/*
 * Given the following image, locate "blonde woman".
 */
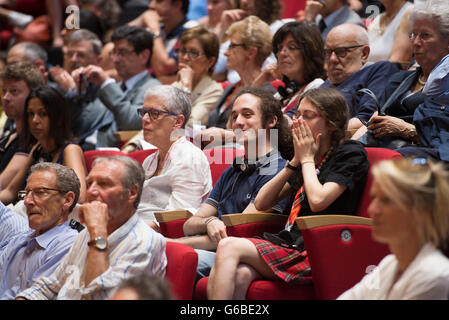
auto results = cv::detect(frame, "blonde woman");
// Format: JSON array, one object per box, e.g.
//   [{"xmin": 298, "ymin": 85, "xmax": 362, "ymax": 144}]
[{"xmin": 339, "ymin": 157, "xmax": 449, "ymax": 300}]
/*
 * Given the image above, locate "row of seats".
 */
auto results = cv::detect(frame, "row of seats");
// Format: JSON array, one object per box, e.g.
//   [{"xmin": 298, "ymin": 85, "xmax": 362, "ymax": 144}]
[{"xmin": 84, "ymin": 146, "xmax": 401, "ymax": 300}]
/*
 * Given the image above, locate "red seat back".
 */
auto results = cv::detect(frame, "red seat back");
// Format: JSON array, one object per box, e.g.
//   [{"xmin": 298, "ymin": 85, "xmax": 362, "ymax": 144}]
[
  {"xmin": 165, "ymin": 242, "xmax": 198, "ymax": 300},
  {"xmin": 203, "ymin": 148, "xmax": 245, "ymax": 187},
  {"xmin": 84, "ymin": 149, "xmax": 157, "ymax": 171}
]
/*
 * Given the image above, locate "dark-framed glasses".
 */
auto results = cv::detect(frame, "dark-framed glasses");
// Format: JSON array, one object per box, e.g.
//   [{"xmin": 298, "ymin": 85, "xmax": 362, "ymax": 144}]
[
  {"xmin": 228, "ymin": 42, "xmax": 247, "ymax": 50},
  {"xmin": 324, "ymin": 45, "xmax": 364, "ymax": 59},
  {"xmin": 137, "ymin": 107, "xmax": 177, "ymax": 121},
  {"xmin": 176, "ymin": 48, "xmax": 203, "ymax": 59},
  {"xmin": 18, "ymin": 187, "xmax": 62, "ymax": 201}
]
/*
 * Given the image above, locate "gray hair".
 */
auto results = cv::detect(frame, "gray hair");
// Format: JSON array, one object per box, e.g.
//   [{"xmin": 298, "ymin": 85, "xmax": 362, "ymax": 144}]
[
  {"xmin": 409, "ymin": 0, "xmax": 449, "ymax": 36},
  {"xmin": 10, "ymin": 42, "xmax": 48, "ymax": 65},
  {"xmin": 68, "ymin": 29, "xmax": 103, "ymax": 55},
  {"xmin": 29, "ymin": 162, "xmax": 81, "ymax": 212},
  {"xmin": 91, "ymin": 156, "xmax": 145, "ymax": 209},
  {"xmin": 143, "ymin": 85, "xmax": 191, "ymax": 128}
]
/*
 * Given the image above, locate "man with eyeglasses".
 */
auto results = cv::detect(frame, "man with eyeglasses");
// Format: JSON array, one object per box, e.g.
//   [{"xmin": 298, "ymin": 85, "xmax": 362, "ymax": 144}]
[
  {"xmin": 72, "ymin": 25, "xmax": 161, "ymax": 134},
  {"xmin": 17, "ymin": 156, "xmax": 167, "ymax": 300},
  {"xmin": 320, "ymin": 23, "xmax": 400, "ymax": 131},
  {"xmin": 48, "ymin": 29, "xmax": 117, "ymax": 150},
  {"xmin": 0, "ymin": 163, "xmax": 80, "ymax": 300},
  {"xmin": 303, "ymin": 0, "xmax": 364, "ymax": 41}
]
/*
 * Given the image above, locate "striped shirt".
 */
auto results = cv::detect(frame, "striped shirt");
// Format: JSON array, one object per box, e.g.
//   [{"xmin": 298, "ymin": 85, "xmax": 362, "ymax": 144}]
[
  {"xmin": 18, "ymin": 213, "xmax": 167, "ymax": 300},
  {"xmin": 0, "ymin": 201, "xmax": 78, "ymax": 300}
]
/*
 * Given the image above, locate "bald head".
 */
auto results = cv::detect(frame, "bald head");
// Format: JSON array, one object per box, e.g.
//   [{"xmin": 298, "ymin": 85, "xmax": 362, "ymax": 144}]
[{"xmin": 324, "ymin": 24, "xmax": 370, "ymax": 85}]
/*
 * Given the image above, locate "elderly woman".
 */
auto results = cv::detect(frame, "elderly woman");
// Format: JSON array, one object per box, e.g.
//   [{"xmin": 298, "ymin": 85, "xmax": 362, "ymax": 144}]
[
  {"xmin": 354, "ymin": 0, "xmax": 449, "ymax": 159},
  {"xmin": 339, "ymin": 157, "xmax": 449, "ymax": 299},
  {"xmin": 207, "ymin": 87, "xmax": 369, "ymax": 299},
  {"xmin": 135, "ymin": 85, "xmax": 213, "ymax": 227},
  {"xmin": 122, "ymin": 26, "xmax": 222, "ymax": 152}
]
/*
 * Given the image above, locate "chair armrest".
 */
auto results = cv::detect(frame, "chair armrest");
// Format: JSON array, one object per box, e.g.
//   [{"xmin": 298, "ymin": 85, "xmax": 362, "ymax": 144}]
[
  {"xmin": 222, "ymin": 212, "xmax": 287, "ymax": 227},
  {"xmin": 154, "ymin": 210, "xmax": 193, "ymax": 223},
  {"xmin": 296, "ymin": 215, "xmax": 372, "ymax": 230}
]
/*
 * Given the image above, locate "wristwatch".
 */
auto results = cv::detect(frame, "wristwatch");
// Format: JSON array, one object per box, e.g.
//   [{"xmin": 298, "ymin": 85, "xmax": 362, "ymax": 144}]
[
  {"xmin": 285, "ymin": 161, "xmax": 300, "ymax": 171},
  {"xmin": 88, "ymin": 237, "xmax": 108, "ymax": 251}
]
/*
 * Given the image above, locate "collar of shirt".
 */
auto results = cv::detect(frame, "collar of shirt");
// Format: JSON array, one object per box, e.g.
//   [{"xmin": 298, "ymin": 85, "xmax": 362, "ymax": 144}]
[
  {"xmin": 120, "ymin": 70, "xmax": 149, "ymax": 93},
  {"xmin": 33, "ymin": 221, "xmax": 72, "ymax": 249},
  {"xmin": 106, "ymin": 212, "xmax": 140, "ymax": 246},
  {"xmin": 317, "ymin": 5, "xmax": 346, "ymax": 28},
  {"xmin": 161, "ymin": 18, "xmax": 188, "ymax": 40}
]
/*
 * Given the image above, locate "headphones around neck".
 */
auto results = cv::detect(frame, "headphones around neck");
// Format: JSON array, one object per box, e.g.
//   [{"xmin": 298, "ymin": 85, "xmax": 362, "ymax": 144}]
[
  {"xmin": 277, "ymin": 76, "xmax": 303, "ymax": 100},
  {"xmin": 232, "ymin": 156, "xmax": 258, "ymax": 176}
]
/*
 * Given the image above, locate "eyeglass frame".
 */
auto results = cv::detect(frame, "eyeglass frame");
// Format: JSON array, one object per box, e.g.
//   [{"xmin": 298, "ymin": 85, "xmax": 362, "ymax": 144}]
[
  {"xmin": 110, "ymin": 48, "xmax": 136, "ymax": 57},
  {"xmin": 323, "ymin": 45, "xmax": 365, "ymax": 59},
  {"xmin": 18, "ymin": 187, "xmax": 63, "ymax": 201},
  {"xmin": 176, "ymin": 48, "xmax": 204, "ymax": 60},
  {"xmin": 296, "ymin": 109, "xmax": 322, "ymax": 121},
  {"xmin": 228, "ymin": 42, "xmax": 247, "ymax": 50},
  {"xmin": 408, "ymin": 32, "xmax": 434, "ymax": 42},
  {"xmin": 137, "ymin": 107, "xmax": 177, "ymax": 121}
]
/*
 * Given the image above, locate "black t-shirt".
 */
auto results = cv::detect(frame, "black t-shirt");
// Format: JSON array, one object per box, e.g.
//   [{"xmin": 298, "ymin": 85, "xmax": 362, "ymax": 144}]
[{"xmin": 282, "ymin": 140, "xmax": 369, "ymax": 245}]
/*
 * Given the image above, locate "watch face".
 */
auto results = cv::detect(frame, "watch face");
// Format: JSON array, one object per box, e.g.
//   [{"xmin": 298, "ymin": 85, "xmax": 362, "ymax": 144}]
[{"xmin": 95, "ymin": 238, "xmax": 107, "ymax": 250}]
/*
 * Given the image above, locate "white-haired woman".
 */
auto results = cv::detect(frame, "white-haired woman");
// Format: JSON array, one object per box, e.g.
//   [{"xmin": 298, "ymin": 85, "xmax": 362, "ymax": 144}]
[{"xmin": 339, "ymin": 157, "xmax": 449, "ymax": 299}]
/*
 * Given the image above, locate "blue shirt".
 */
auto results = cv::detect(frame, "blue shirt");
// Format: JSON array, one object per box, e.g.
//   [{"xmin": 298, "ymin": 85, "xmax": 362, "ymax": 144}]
[
  {"xmin": 205, "ymin": 150, "xmax": 288, "ymax": 218},
  {"xmin": 0, "ymin": 201, "xmax": 78, "ymax": 300},
  {"xmin": 321, "ymin": 61, "xmax": 401, "ymax": 123}
]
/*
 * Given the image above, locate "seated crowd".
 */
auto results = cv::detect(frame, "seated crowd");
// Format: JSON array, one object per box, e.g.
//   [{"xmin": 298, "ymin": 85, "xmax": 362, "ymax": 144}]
[{"xmin": 1, "ymin": 0, "xmax": 449, "ymax": 301}]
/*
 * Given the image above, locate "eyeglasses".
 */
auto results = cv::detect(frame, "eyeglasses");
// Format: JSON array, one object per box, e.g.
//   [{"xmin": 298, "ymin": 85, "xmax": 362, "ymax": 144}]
[
  {"xmin": 176, "ymin": 48, "xmax": 204, "ymax": 59},
  {"xmin": 324, "ymin": 45, "xmax": 364, "ymax": 59},
  {"xmin": 111, "ymin": 48, "xmax": 136, "ymax": 57},
  {"xmin": 276, "ymin": 44, "xmax": 302, "ymax": 54},
  {"xmin": 137, "ymin": 107, "xmax": 177, "ymax": 121},
  {"xmin": 296, "ymin": 109, "xmax": 321, "ymax": 121},
  {"xmin": 228, "ymin": 42, "xmax": 246, "ymax": 50},
  {"xmin": 18, "ymin": 187, "xmax": 62, "ymax": 201},
  {"xmin": 409, "ymin": 32, "xmax": 433, "ymax": 42}
]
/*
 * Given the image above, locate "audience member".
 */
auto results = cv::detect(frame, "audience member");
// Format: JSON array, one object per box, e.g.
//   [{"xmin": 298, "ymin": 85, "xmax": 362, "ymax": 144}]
[
  {"xmin": 110, "ymin": 274, "xmax": 173, "ymax": 300},
  {"xmin": 197, "ymin": 0, "xmax": 235, "ymax": 35},
  {"xmin": 133, "ymin": 86, "xmax": 212, "ymax": 227},
  {"xmin": 207, "ymin": 87, "xmax": 369, "ymax": 299},
  {"xmin": 367, "ymin": 0, "xmax": 413, "ymax": 65},
  {"xmin": 0, "ymin": 86, "xmax": 87, "ymax": 205},
  {"xmin": 321, "ymin": 23, "xmax": 400, "ymax": 131},
  {"xmin": 339, "ymin": 157, "xmax": 449, "ymax": 299},
  {"xmin": 354, "ymin": 0, "xmax": 449, "ymax": 161},
  {"xmin": 17, "ymin": 156, "xmax": 167, "ymax": 300},
  {"xmin": 72, "ymin": 25, "xmax": 161, "ymax": 132},
  {"xmin": 178, "ymin": 87, "xmax": 292, "ymax": 280},
  {"xmin": 49, "ymin": 29, "xmax": 117, "ymax": 149},
  {"xmin": 0, "ymin": 62, "xmax": 45, "ymax": 189},
  {"xmin": 0, "ymin": 162, "xmax": 80, "ymax": 300},
  {"xmin": 6, "ymin": 42, "xmax": 50, "ymax": 83},
  {"xmin": 303, "ymin": 0, "xmax": 365, "ymax": 41},
  {"xmin": 201, "ymin": 15, "xmax": 274, "ymax": 147},
  {"xmin": 130, "ymin": 0, "xmax": 198, "ymax": 81}
]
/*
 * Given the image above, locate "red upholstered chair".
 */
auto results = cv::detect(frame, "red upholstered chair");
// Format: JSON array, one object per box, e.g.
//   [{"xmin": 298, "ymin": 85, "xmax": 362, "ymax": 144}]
[
  {"xmin": 194, "ymin": 147, "xmax": 402, "ymax": 300},
  {"xmin": 165, "ymin": 242, "xmax": 198, "ymax": 300},
  {"xmin": 128, "ymin": 149, "xmax": 157, "ymax": 164},
  {"xmin": 203, "ymin": 147, "xmax": 244, "ymax": 187},
  {"xmin": 84, "ymin": 150, "xmax": 125, "ymax": 171}
]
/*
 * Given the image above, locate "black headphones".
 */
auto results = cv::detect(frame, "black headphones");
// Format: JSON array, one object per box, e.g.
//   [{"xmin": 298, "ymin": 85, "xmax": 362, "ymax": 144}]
[
  {"xmin": 232, "ymin": 156, "xmax": 257, "ymax": 176},
  {"xmin": 277, "ymin": 76, "xmax": 303, "ymax": 101}
]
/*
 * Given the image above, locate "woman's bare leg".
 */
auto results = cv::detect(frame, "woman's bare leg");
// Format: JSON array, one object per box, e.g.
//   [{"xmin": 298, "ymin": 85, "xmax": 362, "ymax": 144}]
[{"xmin": 207, "ymin": 237, "xmax": 277, "ymax": 300}]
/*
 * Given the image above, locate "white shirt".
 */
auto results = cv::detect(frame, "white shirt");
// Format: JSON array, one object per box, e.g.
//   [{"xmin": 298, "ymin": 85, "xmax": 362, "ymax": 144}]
[
  {"xmin": 137, "ymin": 136, "xmax": 212, "ymax": 223},
  {"xmin": 338, "ymin": 243, "xmax": 449, "ymax": 300},
  {"xmin": 17, "ymin": 213, "xmax": 167, "ymax": 300}
]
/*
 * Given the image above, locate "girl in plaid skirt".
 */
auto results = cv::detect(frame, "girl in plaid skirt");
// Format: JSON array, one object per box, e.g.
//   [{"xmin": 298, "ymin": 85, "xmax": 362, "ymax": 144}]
[{"xmin": 207, "ymin": 87, "xmax": 369, "ymax": 299}]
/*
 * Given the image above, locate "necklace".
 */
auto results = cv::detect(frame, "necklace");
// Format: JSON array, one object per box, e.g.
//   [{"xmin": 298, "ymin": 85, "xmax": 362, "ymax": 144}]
[
  {"xmin": 418, "ymin": 73, "xmax": 427, "ymax": 86},
  {"xmin": 315, "ymin": 146, "xmax": 334, "ymax": 175}
]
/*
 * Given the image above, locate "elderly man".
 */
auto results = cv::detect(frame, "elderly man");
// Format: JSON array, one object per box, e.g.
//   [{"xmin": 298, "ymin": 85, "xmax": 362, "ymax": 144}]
[
  {"xmin": 320, "ymin": 24, "xmax": 400, "ymax": 131},
  {"xmin": 0, "ymin": 163, "xmax": 80, "ymax": 299},
  {"xmin": 17, "ymin": 156, "xmax": 167, "ymax": 300},
  {"xmin": 304, "ymin": 0, "xmax": 365, "ymax": 40}
]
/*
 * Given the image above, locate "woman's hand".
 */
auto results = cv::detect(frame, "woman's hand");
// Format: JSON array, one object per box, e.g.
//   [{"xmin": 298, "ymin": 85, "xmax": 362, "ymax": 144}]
[
  {"xmin": 177, "ymin": 62, "xmax": 194, "ymax": 91},
  {"xmin": 367, "ymin": 114, "xmax": 411, "ymax": 139},
  {"xmin": 252, "ymin": 63, "xmax": 282, "ymax": 87},
  {"xmin": 291, "ymin": 117, "xmax": 320, "ymax": 166}
]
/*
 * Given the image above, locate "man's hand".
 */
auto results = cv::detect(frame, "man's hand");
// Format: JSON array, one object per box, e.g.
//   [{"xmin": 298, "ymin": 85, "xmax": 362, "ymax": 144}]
[
  {"xmin": 367, "ymin": 114, "xmax": 411, "ymax": 139},
  {"xmin": 206, "ymin": 218, "xmax": 227, "ymax": 246},
  {"xmin": 78, "ymin": 201, "xmax": 109, "ymax": 238},
  {"xmin": 305, "ymin": 0, "xmax": 325, "ymax": 22},
  {"xmin": 142, "ymin": 9, "xmax": 161, "ymax": 33},
  {"xmin": 49, "ymin": 66, "xmax": 76, "ymax": 93},
  {"xmin": 72, "ymin": 65, "xmax": 109, "ymax": 88}
]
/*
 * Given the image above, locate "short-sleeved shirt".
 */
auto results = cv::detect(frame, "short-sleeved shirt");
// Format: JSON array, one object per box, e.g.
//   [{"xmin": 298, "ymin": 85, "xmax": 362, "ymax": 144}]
[
  {"xmin": 284, "ymin": 140, "xmax": 369, "ymax": 240},
  {"xmin": 205, "ymin": 150, "xmax": 288, "ymax": 218}
]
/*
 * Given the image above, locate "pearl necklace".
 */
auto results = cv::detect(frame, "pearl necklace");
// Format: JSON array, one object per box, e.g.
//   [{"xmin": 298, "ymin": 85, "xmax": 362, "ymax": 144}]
[{"xmin": 418, "ymin": 73, "xmax": 427, "ymax": 86}]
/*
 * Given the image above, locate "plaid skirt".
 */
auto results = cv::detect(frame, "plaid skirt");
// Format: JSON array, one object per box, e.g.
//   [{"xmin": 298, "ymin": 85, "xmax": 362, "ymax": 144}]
[{"xmin": 249, "ymin": 238, "xmax": 312, "ymax": 284}]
